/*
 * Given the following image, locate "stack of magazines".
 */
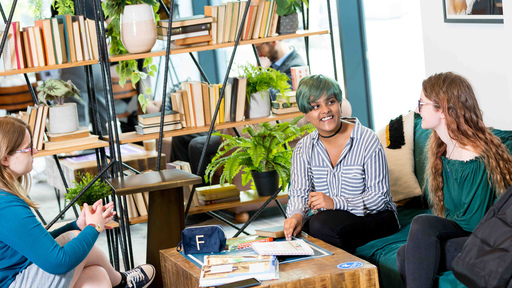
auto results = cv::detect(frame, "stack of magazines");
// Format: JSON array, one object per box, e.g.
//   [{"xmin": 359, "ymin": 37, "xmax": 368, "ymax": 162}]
[{"xmin": 199, "ymin": 254, "xmax": 278, "ymax": 287}]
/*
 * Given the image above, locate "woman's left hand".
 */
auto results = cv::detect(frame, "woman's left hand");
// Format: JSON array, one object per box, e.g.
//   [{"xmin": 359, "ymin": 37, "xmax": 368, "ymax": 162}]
[
  {"xmin": 77, "ymin": 200, "xmax": 116, "ymax": 230},
  {"xmin": 308, "ymin": 192, "xmax": 334, "ymax": 210}
]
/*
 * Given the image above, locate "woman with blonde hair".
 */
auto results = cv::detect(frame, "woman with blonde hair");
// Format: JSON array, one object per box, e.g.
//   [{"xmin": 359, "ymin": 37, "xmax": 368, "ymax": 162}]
[
  {"xmin": 0, "ymin": 117, "xmax": 155, "ymax": 288},
  {"xmin": 396, "ymin": 72, "xmax": 512, "ymax": 287}
]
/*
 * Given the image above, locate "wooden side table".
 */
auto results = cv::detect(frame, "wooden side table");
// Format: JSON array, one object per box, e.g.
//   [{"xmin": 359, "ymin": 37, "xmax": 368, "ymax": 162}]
[
  {"xmin": 160, "ymin": 234, "xmax": 379, "ymax": 288},
  {"xmin": 108, "ymin": 169, "xmax": 202, "ymax": 288}
]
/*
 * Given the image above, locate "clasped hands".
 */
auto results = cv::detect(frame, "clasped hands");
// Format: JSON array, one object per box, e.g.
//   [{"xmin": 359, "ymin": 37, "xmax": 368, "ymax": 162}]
[
  {"xmin": 77, "ymin": 199, "xmax": 116, "ymax": 233},
  {"xmin": 284, "ymin": 192, "xmax": 334, "ymax": 240}
]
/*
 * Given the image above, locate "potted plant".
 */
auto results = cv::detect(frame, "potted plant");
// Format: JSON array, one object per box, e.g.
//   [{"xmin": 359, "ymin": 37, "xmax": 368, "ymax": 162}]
[
  {"xmin": 240, "ymin": 64, "xmax": 291, "ymax": 118},
  {"xmin": 37, "ymin": 78, "xmax": 82, "ymax": 134},
  {"xmin": 102, "ymin": 0, "xmax": 159, "ymax": 113},
  {"xmin": 65, "ymin": 172, "xmax": 112, "ymax": 208},
  {"xmin": 204, "ymin": 116, "xmax": 314, "ymax": 196},
  {"xmin": 275, "ymin": 0, "xmax": 309, "ymax": 35}
]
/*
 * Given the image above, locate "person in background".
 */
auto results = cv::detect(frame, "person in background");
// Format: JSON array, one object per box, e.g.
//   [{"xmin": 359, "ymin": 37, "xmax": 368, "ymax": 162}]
[
  {"xmin": 0, "ymin": 117, "xmax": 155, "ymax": 288},
  {"xmin": 396, "ymin": 72, "xmax": 512, "ymax": 288},
  {"xmin": 254, "ymin": 40, "xmax": 305, "ymax": 82},
  {"xmin": 284, "ymin": 74, "xmax": 399, "ymax": 254}
]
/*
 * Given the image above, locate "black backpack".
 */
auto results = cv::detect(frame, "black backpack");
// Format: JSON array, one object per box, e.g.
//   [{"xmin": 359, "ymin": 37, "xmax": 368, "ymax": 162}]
[{"xmin": 452, "ymin": 185, "xmax": 512, "ymax": 288}]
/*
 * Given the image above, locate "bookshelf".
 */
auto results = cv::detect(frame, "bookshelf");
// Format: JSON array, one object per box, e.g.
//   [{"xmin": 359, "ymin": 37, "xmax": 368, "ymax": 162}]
[
  {"xmin": 34, "ymin": 139, "xmax": 109, "ymax": 158},
  {"xmin": 109, "ymin": 111, "xmax": 303, "ymax": 144}
]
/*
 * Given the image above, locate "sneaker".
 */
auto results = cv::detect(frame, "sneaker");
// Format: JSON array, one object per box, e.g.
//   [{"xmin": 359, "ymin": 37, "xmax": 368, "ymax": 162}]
[{"xmin": 122, "ymin": 264, "xmax": 156, "ymax": 288}]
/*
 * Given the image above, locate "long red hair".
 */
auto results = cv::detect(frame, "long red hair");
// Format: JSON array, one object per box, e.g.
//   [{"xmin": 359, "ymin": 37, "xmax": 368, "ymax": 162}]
[{"xmin": 424, "ymin": 72, "xmax": 512, "ymax": 216}]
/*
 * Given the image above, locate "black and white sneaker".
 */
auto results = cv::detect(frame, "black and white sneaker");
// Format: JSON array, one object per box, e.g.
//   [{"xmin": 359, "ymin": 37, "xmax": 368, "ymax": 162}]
[{"xmin": 122, "ymin": 264, "xmax": 156, "ymax": 288}]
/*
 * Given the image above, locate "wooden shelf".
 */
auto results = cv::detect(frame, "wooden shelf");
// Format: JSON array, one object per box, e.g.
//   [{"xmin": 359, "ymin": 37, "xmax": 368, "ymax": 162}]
[
  {"xmin": 108, "ymin": 111, "xmax": 303, "ymax": 144},
  {"xmin": 0, "ymin": 60, "xmax": 98, "ymax": 77},
  {"xmin": 35, "ymin": 139, "xmax": 110, "ymax": 158},
  {"xmin": 109, "ymin": 30, "xmax": 329, "ymax": 62}
]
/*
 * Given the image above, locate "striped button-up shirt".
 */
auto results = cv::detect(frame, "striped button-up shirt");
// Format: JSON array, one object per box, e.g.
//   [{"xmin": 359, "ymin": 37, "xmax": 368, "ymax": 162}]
[{"xmin": 286, "ymin": 118, "xmax": 397, "ymax": 219}]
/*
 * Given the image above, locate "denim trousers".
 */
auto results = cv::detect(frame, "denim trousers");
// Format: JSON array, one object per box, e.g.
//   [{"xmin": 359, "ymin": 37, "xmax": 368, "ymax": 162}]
[
  {"xmin": 396, "ymin": 214, "xmax": 470, "ymax": 288},
  {"xmin": 302, "ymin": 209, "xmax": 399, "ymax": 254}
]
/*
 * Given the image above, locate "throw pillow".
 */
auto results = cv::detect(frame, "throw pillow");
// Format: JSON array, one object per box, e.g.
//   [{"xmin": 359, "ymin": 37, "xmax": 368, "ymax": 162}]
[{"xmin": 377, "ymin": 111, "xmax": 422, "ymax": 202}]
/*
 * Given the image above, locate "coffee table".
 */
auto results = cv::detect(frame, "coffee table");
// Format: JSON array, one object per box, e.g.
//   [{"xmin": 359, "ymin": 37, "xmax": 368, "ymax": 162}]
[{"xmin": 160, "ymin": 234, "xmax": 379, "ymax": 288}]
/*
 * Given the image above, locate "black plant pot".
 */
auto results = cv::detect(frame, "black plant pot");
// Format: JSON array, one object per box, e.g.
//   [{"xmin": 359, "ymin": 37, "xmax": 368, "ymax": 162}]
[
  {"xmin": 251, "ymin": 170, "xmax": 279, "ymax": 197},
  {"xmin": 276, "ymin": 13, "xmax": 299, "ymax": 35}
]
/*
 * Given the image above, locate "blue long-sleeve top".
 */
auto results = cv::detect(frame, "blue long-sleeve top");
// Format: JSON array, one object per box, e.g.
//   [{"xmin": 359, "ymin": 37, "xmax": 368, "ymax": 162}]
[{"xmin": 0, "ymin": 190, "xmax": 98, "ymax": 288}]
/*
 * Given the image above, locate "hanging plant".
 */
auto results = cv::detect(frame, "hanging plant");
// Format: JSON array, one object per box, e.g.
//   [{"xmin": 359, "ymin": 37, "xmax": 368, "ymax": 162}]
[{"xmin": 102, "ymin": 0, "xmax": 159, "ymax": 113}]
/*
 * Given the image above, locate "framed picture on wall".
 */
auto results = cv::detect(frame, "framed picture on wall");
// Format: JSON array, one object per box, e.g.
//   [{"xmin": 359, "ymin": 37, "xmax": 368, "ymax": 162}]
[{"xmin": 443, "ymin": 0, "xmax": 503, "ymax": 23}]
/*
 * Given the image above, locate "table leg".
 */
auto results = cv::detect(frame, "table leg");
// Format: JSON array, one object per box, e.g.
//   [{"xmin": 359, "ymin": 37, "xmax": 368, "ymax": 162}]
[{"xmin": 147, "ymin": 187, "xmax": 185, "ymax": 288}]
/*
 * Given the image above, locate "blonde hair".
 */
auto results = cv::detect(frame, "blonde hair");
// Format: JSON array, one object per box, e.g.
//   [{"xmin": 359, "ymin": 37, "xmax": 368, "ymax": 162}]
[
  {"xmin": 0, "ymin": 117, "xmax": 37, "ymax": 208},
  {"xmin": 423, "ymin": 72, "xmax": 512, "ymax": 216}
]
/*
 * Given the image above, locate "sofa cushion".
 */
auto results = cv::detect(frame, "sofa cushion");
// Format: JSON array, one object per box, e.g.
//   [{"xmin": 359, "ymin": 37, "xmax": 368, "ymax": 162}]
[{"xmin": 377, "ymin": 111, "xmax": 421, "ymax": 202}]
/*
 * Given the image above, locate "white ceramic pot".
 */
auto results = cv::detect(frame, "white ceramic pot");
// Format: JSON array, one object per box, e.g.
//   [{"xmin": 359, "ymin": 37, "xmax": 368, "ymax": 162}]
[
  {"xmin": 121, "ymin": 3, "xmax": 157, "ymax": 54},
  {"xmin": 245, "ymin": 90, "xmax": 271, "ymax": 119},
  {"xmin": 48, "ymin": 103, "xmax": 79, "ymax": 134}
]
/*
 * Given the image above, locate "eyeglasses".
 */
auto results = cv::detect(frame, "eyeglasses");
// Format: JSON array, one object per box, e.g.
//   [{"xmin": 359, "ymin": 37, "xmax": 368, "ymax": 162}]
[
  {"xmin": 15, "ymin": 147, "xmax": 33, "ymax": 154},
  {"xmin": 418, "ymin": 100, "xmax": 440, "ymax": 112}
]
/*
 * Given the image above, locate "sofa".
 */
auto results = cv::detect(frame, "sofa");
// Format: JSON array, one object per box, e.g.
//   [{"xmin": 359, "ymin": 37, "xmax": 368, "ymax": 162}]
[{"xmin": 354, "ymin": 112, "xmax": 512, "ymax": 288}]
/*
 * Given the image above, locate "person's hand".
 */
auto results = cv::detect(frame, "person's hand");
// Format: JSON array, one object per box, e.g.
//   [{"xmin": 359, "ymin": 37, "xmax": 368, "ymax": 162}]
[
  {"xmin": 284, "ymin": 214, "xmax": 303, "ymax": 241},
  {"xmin": 258, "ymin": 56, "xmax": 272, "ymax": 68},
  {"xmin": 84, "ymin": 200, "xmax": 115, "ymax": 232},
  {"xmin": 77, "ymin": 199, "xmax": 108, "ymax": 230},
  {"xmin": 308, "ymin": 192, "xmax": 334, "ymax": 210}
]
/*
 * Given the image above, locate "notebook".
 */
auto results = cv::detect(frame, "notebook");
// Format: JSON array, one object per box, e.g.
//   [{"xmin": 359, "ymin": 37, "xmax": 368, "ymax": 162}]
[{"xmin": 251, "ymin": 239, "xmax": 314, "ymax": 256}]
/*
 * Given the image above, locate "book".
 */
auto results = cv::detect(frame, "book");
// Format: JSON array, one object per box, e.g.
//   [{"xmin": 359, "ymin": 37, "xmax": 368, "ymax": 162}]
[
  {"xmin": 226, "ymin": 235, "xmax": 273, "ymax": 251},
  {"xmin": 204, "ymin": 6, "xmax": 217, "ymax": 44},
  {"xmin": 251, "ymin": 239, "xmax": 315, "ymax": 256},
  {"xmin": 43, "ymin": 134, "xmax": 99, "ymax": 150},
  {"xmin": 172, "ymin": 161, "xmax": 199, "ymax": 207},
  {"xmin": 290, "ymin": 66, "xmax": 310, "ymax": 91},
  {"xmin": 181, "ymin": 82, "xmax": 196, "ymax": 127},
  {"xmin": 158, "ymin": 15, "xmax": 213, "ymax": 28},
  {"xmin": 8, "ymin": 22, "xmax": 18, "ymax": 70},
  {"xmin": 237, "ymin": 1, "xmax": 247, "ymax": 41},
  {"xmin": 35, "ymin": 19, "xmax": 56, "ymax": 66},
  {"xmin": 156, "ymin": 23, "xmax": 211, "ymax": 36},
  {"xmin": 252, "ymin": 0, "xmax": 266, "ymax": 39},
  {"xmin": 0, "ymin": 22, "xmax": 13, "ymax": 70},
  {"xmin": 55, "ymin": 15, "xmax": 74, "ymax": 63},
  {"xmin": 196, "ymin": 183, "xmax": 237, "ymax": 195},
  {"xmin": 133, "ymin": 193, "xmax": 148, "ymax": 217},
  {"xmin": 134, "ymin": 122, "xmax": 182, "ymax": 135},
  {"xmin": 255, "ymin": 226, "xmax": 285, "ymax": 238},
  {"xmin": 25, "ymin": 27, "xmax": 39, "ymax": 67},
  {"xmin": 224, "ymin": 2, "xmax": 233, "ymax": 43},
  {"xmin": 46, "ymin": 126, "xmax": 90, "ymax": 142},
  {"xmin": 199, "ymin": 255, "xmax": 278, "ymax": 287},
  {"xmin": 197, "ymin": 189, "xmax": 240, "ymax": 201},
  {"xmin": 50, "ymin": 17, "xmax": 63, "ymax": 64},
  {"xmin": 174, "ymin": 34, "xmax": 212, "ymax": 46},
  {"xmin": 37, "ymin": 105, "xmax": 49, "ymax": 150},
  {"xmin": 76, "ymin": 15, "xmax": 90, "ymax": 61},
  {"xmin": 235, "ymin": 77, "xmax": 247, "ymax": 122},
  {"xmin": 137, "ymin": 110, "xmax": 180, "ymax": 125},
  {"xmin": 189, "ymin": 81, "xmax": 205, "ymax": 127},
  {"xmin": 21, "ymin": 29, "xmax": 33, "ymax": 68},
  {"xmin": 229, "ymin": 1, "xmax": 240, "ymax": 42},
  {"xmin": 201, "ymin": 82, "xmax": 211, "ymax": 125},
  {"xmin": 27, "ymin": 106, "xmax": 37, "ymax": 138},
  {"xmin": 72, "ymin": 21, "xmax": 83, "ymax": 61},
  {"xmin": 244, "ymin": 3, "xmax": 258, "ymax": 40},
  {"xmin": 198, "ymin": 195, "xmax": 240, "ymax": 206},
  {"xmin": 32, "ymin": 26, "xmax": 46, "ymax": 66},
  {"xmin": 217, "ymin": 4, "xmax": 226, "ymax": 44},
  {"xmin": 271, "ymin": 106, "xmax": 299, "ymax": 114},
  {"xmin": 86, "ymin": 19, "xmax": 99, "ymax": 60},
  {"xmin": 170, "ymin": 92, "xmax": 187, "ymax": 127},
  {"xmin": 223, "ymin": 82, "xmax": 232, "ymax": 122},
  {"xmin": 32, "ymin": 106, "xmax": 43, "ymax": 149}
]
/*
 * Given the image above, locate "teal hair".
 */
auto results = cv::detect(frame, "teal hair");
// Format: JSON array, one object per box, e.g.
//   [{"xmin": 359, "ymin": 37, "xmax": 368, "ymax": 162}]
[{"xmin": 296, "ymin": 74, "xmax": 343, "ymax": 113}]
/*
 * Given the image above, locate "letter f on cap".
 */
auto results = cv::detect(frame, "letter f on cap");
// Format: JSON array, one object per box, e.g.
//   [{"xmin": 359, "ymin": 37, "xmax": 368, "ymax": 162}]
[{"xmin": 196, "ymin": 235, "xmax": 205, "ymax": 250}]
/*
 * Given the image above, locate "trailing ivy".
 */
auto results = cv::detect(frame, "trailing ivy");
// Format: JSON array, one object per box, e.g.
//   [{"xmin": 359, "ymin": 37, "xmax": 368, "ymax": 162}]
[{"xmin": 101, "ymin": 0, "xmax": 160, "ymax": 113}]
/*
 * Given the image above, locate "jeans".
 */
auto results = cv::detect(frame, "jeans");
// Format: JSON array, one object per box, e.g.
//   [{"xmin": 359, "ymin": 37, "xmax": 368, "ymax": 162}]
[
  {"xmin": 302, "ymin": 209, "xmax": 399, "ymax": 254},
  {"xmin": 396, "ymin": 214, "xmax": 470, "ymax": 288}
]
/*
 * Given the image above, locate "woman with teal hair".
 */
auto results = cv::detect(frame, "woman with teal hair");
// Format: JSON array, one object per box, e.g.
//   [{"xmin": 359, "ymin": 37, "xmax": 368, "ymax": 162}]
[{"xmin": 284, "ymin": 74, "xmax": 399, "ymax": 253}]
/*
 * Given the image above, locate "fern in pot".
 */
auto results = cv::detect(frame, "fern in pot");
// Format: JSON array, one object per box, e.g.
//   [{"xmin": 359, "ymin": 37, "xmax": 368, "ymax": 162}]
[{"xmin": 204, "ymin": 116, "xmax": 314, "ymax": 196}]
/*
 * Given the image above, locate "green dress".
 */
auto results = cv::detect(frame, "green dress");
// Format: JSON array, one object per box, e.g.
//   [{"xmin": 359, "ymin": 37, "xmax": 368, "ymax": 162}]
[{"xmin": 442, "ymin": 156, "xmax": 496, "ymax": 232}]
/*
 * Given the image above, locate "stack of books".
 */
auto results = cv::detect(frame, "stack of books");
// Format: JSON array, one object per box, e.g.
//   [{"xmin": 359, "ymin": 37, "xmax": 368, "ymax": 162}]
[
  {"xmin": 204, "ymin": 0, "xmax": 279, "ymax": 45},
  {"xmin": 199, "ymin": 254, "xmax": 278, "ymax": 287},
  {"xmin": 272, "ymin": 91, "xmax": 299, "ymax": 114},
  {"xmin": 157, "ymin": 15, "xmax": 213, "ymax": 47},
  {"xmin": 44, "ymin": 126, "xmax": 98, "ymax": 150},
  {"xmin": 0, "ymin": 14, "xmax": 99, "ymax": 71},
  {"xmin": 134, "ymin": 110, "xmax": 182, "ymax": 135},
  {"xmin": 196, "ymin": 183, "xmax": 240, "ymax": 206}
]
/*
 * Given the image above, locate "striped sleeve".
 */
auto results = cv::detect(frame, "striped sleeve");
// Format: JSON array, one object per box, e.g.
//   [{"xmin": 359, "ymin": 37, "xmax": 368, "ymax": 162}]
[{"xmin": 286, "ymin": 139, "xmax": 312, "ymax": 220}]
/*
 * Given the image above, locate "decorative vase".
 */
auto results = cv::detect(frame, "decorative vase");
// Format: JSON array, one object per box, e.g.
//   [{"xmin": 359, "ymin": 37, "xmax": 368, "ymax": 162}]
[
  {"xmin": 245, "ymin": 90, "xmax": 271, "ymax": 119},
  {"xmin": 276, "ymin": 13, "xmax": 299, "ymax": 35},
  {"xmin": 48, "ymin": 103, "xmax": 79, "ymax": 134},
  {"xmin": 251, "ymin": 170, "xmax": 279, "ymax": 197},
  {"xmin": 121, "ymin": 3, "xmax": 157, "ymax": 54}
]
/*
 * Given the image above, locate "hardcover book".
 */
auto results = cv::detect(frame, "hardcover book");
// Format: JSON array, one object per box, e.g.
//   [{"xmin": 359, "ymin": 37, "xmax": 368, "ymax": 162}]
[
  {"xmin": 134, "ymin": 122, "xmax": 182, "ymax": 135},
  {"xmin": 158, "ymin": 15, "xmax": 213, "ymax": 28},
  {"xmin": 137, "ymin": 110, "xmax": 180, "ymax": 126},
  {"xmin": 255, "ymin": 226, "xmax": 285, "ymax": 238}
]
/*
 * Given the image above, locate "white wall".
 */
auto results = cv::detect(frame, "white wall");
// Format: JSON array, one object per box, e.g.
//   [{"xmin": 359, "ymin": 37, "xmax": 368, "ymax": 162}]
[{"xmin": 420, "ymin": 1, "xmax": 512, "ymax": 129}]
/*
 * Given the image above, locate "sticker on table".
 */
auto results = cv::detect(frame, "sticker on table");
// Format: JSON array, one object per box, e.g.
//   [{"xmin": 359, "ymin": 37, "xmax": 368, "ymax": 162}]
[{"xmin": 337, "ymin": 262, "xmax": 363, "ymax": 269}]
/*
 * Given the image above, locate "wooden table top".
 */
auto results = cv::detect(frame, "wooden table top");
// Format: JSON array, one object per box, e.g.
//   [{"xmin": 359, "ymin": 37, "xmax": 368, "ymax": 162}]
[{"xmin": 160, "ymin": 233, "xmax": 379, "ymax": 288}]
